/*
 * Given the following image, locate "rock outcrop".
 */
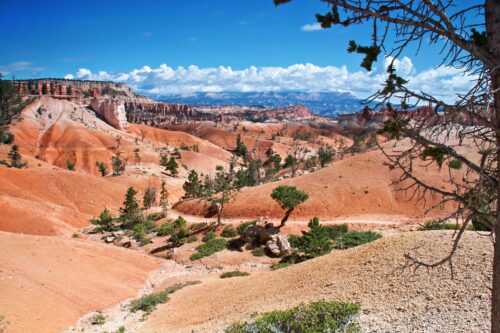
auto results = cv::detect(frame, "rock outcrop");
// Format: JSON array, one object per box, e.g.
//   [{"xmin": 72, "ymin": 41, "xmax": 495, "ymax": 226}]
[
  {"xmin": 12, "ymin": 79, "xmax": 316, "ymax": 131},
  {"xmin": 89, "ymin": 98, "xmax": 128, "ymax": 130}
]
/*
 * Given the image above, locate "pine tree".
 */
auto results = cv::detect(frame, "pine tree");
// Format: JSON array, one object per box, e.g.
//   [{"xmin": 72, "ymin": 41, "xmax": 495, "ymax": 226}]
[
  {"xmin": 143, "ymin": 185, "xmax": 157, "ymax": 209},
  {"xmin": 8, "ymin": 144, "xmax": 26, "ymax": 168},
  {"xmin": 235, "ymin": 133, "xmax": 248, "ymax": 159},
  {"xmin": 165, "ymin": 156, "xmax": 179, "ymax": 177},
  {"xmin": 111, "ymin": 152, "xmax": 127, "ymax": 176},
  {"xmin": 120, "ymin": 187, "xmax": 142, "ymax": 228},
  {"xmin": 159, "ymin": 152, "xmax": 168, "ymax": 168},
  {"xmin": 299, "ymin": 217, "xmax": 333, "ymax": 258},
  {"xmin": 66, "ymin": 159, "xmax": 75, "ymax": 171},
  {"xmin": 95, "ymin": 161, "xmax": 108, "ymax": 176},
  {"xmin": 91, "ymin": 207, "xmax": 114, "ymax": 232},
  {"xmin": 159, "ymin": 178, "xmax": 169, "ymax": 210},
  {"xmin": 318, "ymin": 145, "xmax": 335, "ymax": 168},
  {"xmin": 183, "ymin": 169, "xmax": 203, "ymax": 198}
]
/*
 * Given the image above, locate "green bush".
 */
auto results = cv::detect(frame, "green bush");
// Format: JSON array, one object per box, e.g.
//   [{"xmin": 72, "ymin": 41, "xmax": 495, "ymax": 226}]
[
  {"xmin": 322, "ymin": 224, "xmax": 349, "ymax": 239},
  {"xmin": 251, "ymin": 246, "xmax": 265, "ymax": 257},
  {"xmin": 297, "ymin": 217, "xmax": 333, "ymax": 258},
  {"xmin": 334, "ymin": 231, "xmax": 382, "ymax": 249},
  {"xmin": 91, "ymin": 312, "xmax": 106, "ymax": 325},
  {"xmin": 157, "ymin": 216, "xmax": 186, "ymax": 237},
  {"xmin": 220, "ymin": 271, "xmax": 250, "ymax": 278},
  {"xmin": 133, "ymin": 223, "xmax": 153, "ymax": 246},
  {"xmin": 146, "ymin": 212, "xmax": 166, "ymax": 221},
  {"xmin": 237, "ymin": 221, "xmax": 256, "ymax": 236},
  {"xmin": 271, "ymin": 262, "xmax": 291, "ymax": 270},
  {"xmin": 129, "ymin": 281, "xmax": 199, "ymax": 314},
  {"xmin": 225, "ymin": 301, "xmax": 361, "ymax": 333},
  {"xmin": 202, "ymin": 231, "xmax": 216, "ymax": 242},
  {"xmin": 157, "ymin": 221, "xmax": 175, "ymax": 236},
  {"xmin": 221, "ymin": 225, "xmax": 238, "ymax": 238},
  {"xmin": 190, "ymin": 238, "xmax": 227, "ymax": 260}
]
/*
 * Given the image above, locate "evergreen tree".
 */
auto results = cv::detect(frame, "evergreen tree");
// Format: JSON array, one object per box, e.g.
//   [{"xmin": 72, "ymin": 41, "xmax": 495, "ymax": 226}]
[
  {"xmin": 318, "ymin": 145, "xmax": 335, "ymax": 168},
  {"xmin": 120, "ymin": 187, "xmax": 143, "ymax": 228},
  {"xmin": 91, "ymin": 208, "xmax": 114, "ymax": 232},
  {"xmin": 298, "ymin": 217, "xmax": 333, "ymax": 258},
  {"xmin": 183, "ymin": 169, "xmax": 203, "ymax": 198},
  {"xmin": 159, "ymin": 152, "xmax": 168, "ymax": 168},
  {"xmin": 143, "ymin": 185, "xmax": 157, "ymax": 209},
  {"xmin": 111, "ymin": 152, "xmax": 127, "ymax": 176},
  {"xmin": 235, "ymin": 133, "xmax": 248, "ymax": 159},
  {"xmin": 159, "ymin": 178, "xmax": 169, "ymax": 210},
  {"xmin": 271, "ymin": 185, "xmax": 309, "ymax": 227},
  {"xmin": 165, "ymin": 156, "xmax": 179, "ymax": 177},
  {"xmin": 66, "ymin": 159, "xmax": 75, "ymax": 171},
  {"xmin": 95, "ymin": 161, "xmax": 108, "ymax": 176},
  {"xmin": 8, "ymin": 144, "xmax": 26, "ymax": 168}
]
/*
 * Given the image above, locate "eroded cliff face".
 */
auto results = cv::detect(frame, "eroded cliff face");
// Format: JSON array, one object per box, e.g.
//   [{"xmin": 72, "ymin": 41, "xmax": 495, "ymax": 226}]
[
  {"xmin": 13, "ymin": 79, "xmax": 316, "ymax": 131},
  {"xmin": 90, "ymin": 98, "xmax": 129, "ymax": 130}
]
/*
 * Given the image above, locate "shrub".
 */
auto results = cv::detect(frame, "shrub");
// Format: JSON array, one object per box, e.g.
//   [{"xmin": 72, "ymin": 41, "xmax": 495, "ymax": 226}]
[
  {"xmin": 157, "ymin": 221, "xmax": 175, "ymax": 237},
  {"xmin": 220, "ymin": 271, "xmax": 250, "ymax": 278},
  {"xmin": 116, "ymin": 326, "xmax": 126, "ymax": 333},
  {"xmin": 224, "ymin": 301, "xmax": 361, "ymax": 333},
  {"xmin": 187, "ymin": 234, "xmax": 198, "ymax": 243},
  {"xmin": 190, "ymin": 222, "xmax": 209, "ymax": 231},
  {"xmin": 237, "ymin": 221, "xmax": 256, "ymax": 236},
  {"xmin": 190, "ymin": 238, "xmax": 227, "ymax": 260},
  {"xmin": 91, "ymin": 208, "xmax": 115, "ymax": 232},
  {"xmin": 71, "ymin": 233, "xmax": 79, "ymax": 238},
  {"xmin": 157, "ymin": 216, "xmax": 186, "ymax": 237},
  {"xmin": 66, "ymin": 159, "xmax": 75, "ymax": 171},
  {"xmin": 91, "ymin": 312, "xmax": 106, "ymax": 325},
  {"xmin": 221, "ymin": 225, "xmax": 237, "ymax": 238},
  {"xmin": 271, "ymin": 262, "xmax": 291, "ymax": 270},
  {"xmin": 170, "ymin": 227, "xmax": 189, "ymax": 244},
  {"xmin": 334, "ymin": 231, "xmax": 382, "ymax": 249},
  {"xmin": 0, "ymin": 129, "xmax": 13, "ymax": 144},
  {"xmin": 129, "ymin": 282, "xmax": 199, "ymax": 314},
  {"xmin": 202, "ymin": 231, "xmax": 216, "ymax": 242},
  {"xmin": 133, "ymin": 222, "xmax": 153, "ymax": 246},
  {"xmin": 146, "ymin": 211, "xmax": 166, "ymax": 221},
  {"xmin": 323, "ymin": 224, "xmax": 349, "ymax": 239},
  {"xmin": 251, "ymin": 246, "xmax": 265, "ymax": 257},
  {"xmin": 298, "ymin": 217, "xmax": 333, "ymax": 258},
  {"xmin": 419, "ymin": 220, "xmax": 460, "ymax": 230}
]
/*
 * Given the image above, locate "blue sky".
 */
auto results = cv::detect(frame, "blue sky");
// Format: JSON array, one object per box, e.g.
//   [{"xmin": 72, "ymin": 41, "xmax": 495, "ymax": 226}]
[{"xmin": 0, "ymin": 0, "xmax": 476, "ymax": 99}]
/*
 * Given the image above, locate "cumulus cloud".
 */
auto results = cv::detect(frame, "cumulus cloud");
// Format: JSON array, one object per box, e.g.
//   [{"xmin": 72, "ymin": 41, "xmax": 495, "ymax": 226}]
[
  {"xmin": 64, "ymin": 56, "xmax": 475, "ymax": 103},
  {"xmin": 301, "ymin": 23, "xmax": 322, "ymax": 31}
]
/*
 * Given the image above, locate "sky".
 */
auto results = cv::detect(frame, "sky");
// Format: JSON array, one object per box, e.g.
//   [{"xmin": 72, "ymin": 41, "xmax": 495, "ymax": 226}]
[{"xmin": 0, "ymin": 0, "xmax": 478, "ymax": 100}]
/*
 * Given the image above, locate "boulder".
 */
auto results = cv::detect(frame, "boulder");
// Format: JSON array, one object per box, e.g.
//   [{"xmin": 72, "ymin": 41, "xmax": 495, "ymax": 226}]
[
  {"xmin": 115, "ymin": 236, "xmax": 132, "ymax": 248},
  {"xmin": 265, "ymin": 234, "xmax": 292, "ymax": 257},
  {"xmin": 104, "ymin": 236, "xmax": 115, "ymax": 243}
]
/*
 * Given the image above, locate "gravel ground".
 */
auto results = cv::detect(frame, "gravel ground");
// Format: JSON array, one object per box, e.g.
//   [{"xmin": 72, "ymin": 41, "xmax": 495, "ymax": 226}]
[{"xmin": 139, "ymin": 231, "xmax": 493, "ymax": 333}]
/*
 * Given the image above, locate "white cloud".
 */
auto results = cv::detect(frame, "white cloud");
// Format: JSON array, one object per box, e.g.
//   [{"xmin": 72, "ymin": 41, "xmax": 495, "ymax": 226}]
[
  {"xmin": 301, "ymin": 23, "xmax": 322, "ymax": 31},
  {"xmin": 0, "ymin": 61, "xmax": 47, "ymax": 75},
  {"xmin": 64, "ymin": 56, "xmax": 475, "ymax": 103}
]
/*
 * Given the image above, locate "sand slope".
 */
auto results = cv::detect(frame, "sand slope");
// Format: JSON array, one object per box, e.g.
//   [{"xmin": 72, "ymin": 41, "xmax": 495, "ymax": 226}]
[
  {"xmin": 142, "ymin": 231, "xmax": 492, "ymax": 332},
  {"xmin": 0, "ymin": 232, "xmax": 160, "ymax": 333},
  {"xmin": 175, "ymin": 146, "xmax": 458, "ymax": 221}
]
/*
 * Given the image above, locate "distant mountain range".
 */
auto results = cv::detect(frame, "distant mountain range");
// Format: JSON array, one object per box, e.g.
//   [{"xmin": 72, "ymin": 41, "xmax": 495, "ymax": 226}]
[{"xmin": 149, "ymin": 91, "xmax": 366, "ymax": 117}]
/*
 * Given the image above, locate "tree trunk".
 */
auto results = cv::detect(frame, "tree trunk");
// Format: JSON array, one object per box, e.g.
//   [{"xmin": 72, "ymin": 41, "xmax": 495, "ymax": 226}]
[
  {"xmin": 486, "ymin": 1, "xmax": 500, "ymax": 331},
  {"xmin": 280, "ymin": 208, "xmax": 293, "ymax": 227},
  {"xmin": 486, "ymin": 0, "xmax": 500, "ymax": 331}
]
